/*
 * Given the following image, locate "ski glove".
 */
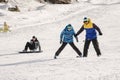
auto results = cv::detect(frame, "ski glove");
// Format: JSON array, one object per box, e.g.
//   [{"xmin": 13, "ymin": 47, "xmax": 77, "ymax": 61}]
[
  {"xmin": 99, "ymin": 33, "xmax": 103, "ymax": 35},
  {"xmin": 74, "ymin": 34, "xmax": 77, "ymax": 37},
  {"xmin": 75, "ymin": 36, "xmax": 79, "ymax": 42},
  {"xmin": 60, "ymin": 40, "xmax": 62, "ymax": 44}
]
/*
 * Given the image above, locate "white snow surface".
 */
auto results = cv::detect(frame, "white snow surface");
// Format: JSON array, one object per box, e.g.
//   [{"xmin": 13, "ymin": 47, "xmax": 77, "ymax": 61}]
[
  {"xmin": 0, "ymin": 0, "xmax": 120, "ymax": 80},
  {"xmin": 81, "ymin": 0, "xmax": 120, "ymax": 4},
  {"xmin": 90, "ymin": 0, "xmax": 120, "ymax": 4}
]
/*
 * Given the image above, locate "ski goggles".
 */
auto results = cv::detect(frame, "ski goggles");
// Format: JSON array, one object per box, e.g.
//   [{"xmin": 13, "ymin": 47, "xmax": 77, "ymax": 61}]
[{"xmin": 67, "ymin": 26, "xmax": 72, "ymax": 30}]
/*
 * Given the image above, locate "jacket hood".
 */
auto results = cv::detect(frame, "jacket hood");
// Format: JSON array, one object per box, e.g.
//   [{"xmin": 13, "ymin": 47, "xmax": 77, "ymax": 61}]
[
  {"xmin": 88, "ymin": 18, "xmax": 92, "ymax": 23},
  {"xmin": 64, "ymin": 24, "xmax": 73, "ymax": 31}
]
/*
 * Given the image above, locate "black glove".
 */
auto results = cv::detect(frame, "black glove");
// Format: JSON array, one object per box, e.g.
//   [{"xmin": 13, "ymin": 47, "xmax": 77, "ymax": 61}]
[
  {"xmin": 74, "ymin": 34, "xmax": 77, "ymax": 37},
  {"xmin": 99, "ymin": 33, "xmax": 103, "ymax": 35},
  {"xmin": 75, "ymin": 36, "xmax": 79, "ymax": 42},
  {"xmin": 60, "ymin": 40, "xmax": 62, "ymax": 44}
]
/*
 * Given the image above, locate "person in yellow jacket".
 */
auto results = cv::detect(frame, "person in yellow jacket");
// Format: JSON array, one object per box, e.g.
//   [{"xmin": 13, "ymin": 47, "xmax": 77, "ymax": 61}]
[
  {"xmin": 3, "ymin": 22, "xmax": 10, "ymax": 32},
  {"xmin": 75, "ymin": 17, "xmax": 103, "ymax": 57}
]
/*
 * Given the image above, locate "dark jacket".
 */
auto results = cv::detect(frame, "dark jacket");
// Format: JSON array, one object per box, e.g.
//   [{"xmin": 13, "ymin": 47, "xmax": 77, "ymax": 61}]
[{"xmin": 30, "ymin": 38, "xmax": 41, "ymax": 51}]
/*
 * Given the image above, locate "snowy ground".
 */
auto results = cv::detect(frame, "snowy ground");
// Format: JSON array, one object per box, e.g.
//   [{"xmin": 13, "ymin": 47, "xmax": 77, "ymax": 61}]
[{"xmin": 0, "ymin": 0, "xmax": 120, "ymax": 80}]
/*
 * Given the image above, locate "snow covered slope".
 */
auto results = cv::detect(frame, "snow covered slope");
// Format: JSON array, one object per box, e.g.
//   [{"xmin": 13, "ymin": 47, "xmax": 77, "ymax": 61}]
[
  {"xmin": 80, "ymin": 0, "xmax": 120, "ymax": 4},
  {"xmin": 90, "ymin": 0, "xmax": 120, "ymax": 4},
  {"xmin": 0, "ymin": 0, "xmax": 120, "ymax": 80}
]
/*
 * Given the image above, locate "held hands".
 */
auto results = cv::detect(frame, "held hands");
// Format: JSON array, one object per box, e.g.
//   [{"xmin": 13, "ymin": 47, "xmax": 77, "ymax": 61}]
[
  {"xmin": 74, "ymin": 34, "xmax": 78, "ymax": 42},
  {"xmin": 60, "ymin": 40, "xmax": 62, "ymax": 44},
  {"xmin": 74, "ymin": 34, "xmax": 77, "ymax": 37},
  {"xmin": 75, "ymin": 36, "xmax": 79, "ymax": 42}
]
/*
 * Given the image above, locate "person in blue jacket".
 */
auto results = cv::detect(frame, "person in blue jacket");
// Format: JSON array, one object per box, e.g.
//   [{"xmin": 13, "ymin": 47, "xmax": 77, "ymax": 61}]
[
  {"xmin": 54, "ymin": 24, "xmax": 82, "ymax": 59},
  {"xmin": 75, "ymin": 17, "xmax": 103, "ymax": 57}
]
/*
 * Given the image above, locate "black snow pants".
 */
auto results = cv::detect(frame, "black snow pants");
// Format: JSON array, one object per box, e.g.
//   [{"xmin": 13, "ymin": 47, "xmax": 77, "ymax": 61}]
[
  {"xmin": 24, "ymin": 42, "xmax": 35, "ymax": 51},
  {"xmin": 55, "ymin": 42, "xmax": 82, "ymax": 57},
  {"xmin": 83, "ymin": 38, "xmax": 101, "ymax": 57}
]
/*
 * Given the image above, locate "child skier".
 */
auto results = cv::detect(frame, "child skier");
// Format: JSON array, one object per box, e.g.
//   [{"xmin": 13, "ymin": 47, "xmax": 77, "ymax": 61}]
[
  {"xmin": 54, "ymin": 24, "xmax": 82, "ymax": 59},
  {"xmin": 75, "ymin": 17, "xmax": 103, "ymax": 57},
  {"xmin": 23, "ymin": 36, "xmax": 41, "ymax": 52}
]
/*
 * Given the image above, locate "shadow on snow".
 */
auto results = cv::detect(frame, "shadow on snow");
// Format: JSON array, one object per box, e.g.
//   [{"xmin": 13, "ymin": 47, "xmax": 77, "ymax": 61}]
[{"xmin": 0, "ymin": 58, "xmax": 55, "ymax": 67}]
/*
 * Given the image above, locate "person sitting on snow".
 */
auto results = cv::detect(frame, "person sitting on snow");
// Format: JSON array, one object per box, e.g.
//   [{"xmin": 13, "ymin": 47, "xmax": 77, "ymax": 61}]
[
  {"xmin": 54, "ymin": 24, "xmax": 82, "ymax": 59},
  {"xmin": 8, "ymin": 5, "xmax": 20, "ymax": 12},
  {"xmin": 23, "ymin": 36, "xmax": 41, "ymax": 52},
  {"xmin": 3, "ymin": 22, "xmax": 11, "ymax": 32}
]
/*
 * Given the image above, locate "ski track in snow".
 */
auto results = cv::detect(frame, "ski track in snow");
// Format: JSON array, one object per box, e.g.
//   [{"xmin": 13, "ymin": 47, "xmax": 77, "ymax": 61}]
[{"xmin": 0, "ymin": 1, "xmax": 120, "ymax": 80}]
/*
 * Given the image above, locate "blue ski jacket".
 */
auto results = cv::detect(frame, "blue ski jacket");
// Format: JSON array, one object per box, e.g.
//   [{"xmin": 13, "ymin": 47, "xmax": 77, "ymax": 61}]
[
  {"xmin": 85, "ymin": 28, "xmax": 97, "ymax": 40},
  {"xmin": 60, "ymin": 24, "xmax": 76, "ymax": 43}
]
